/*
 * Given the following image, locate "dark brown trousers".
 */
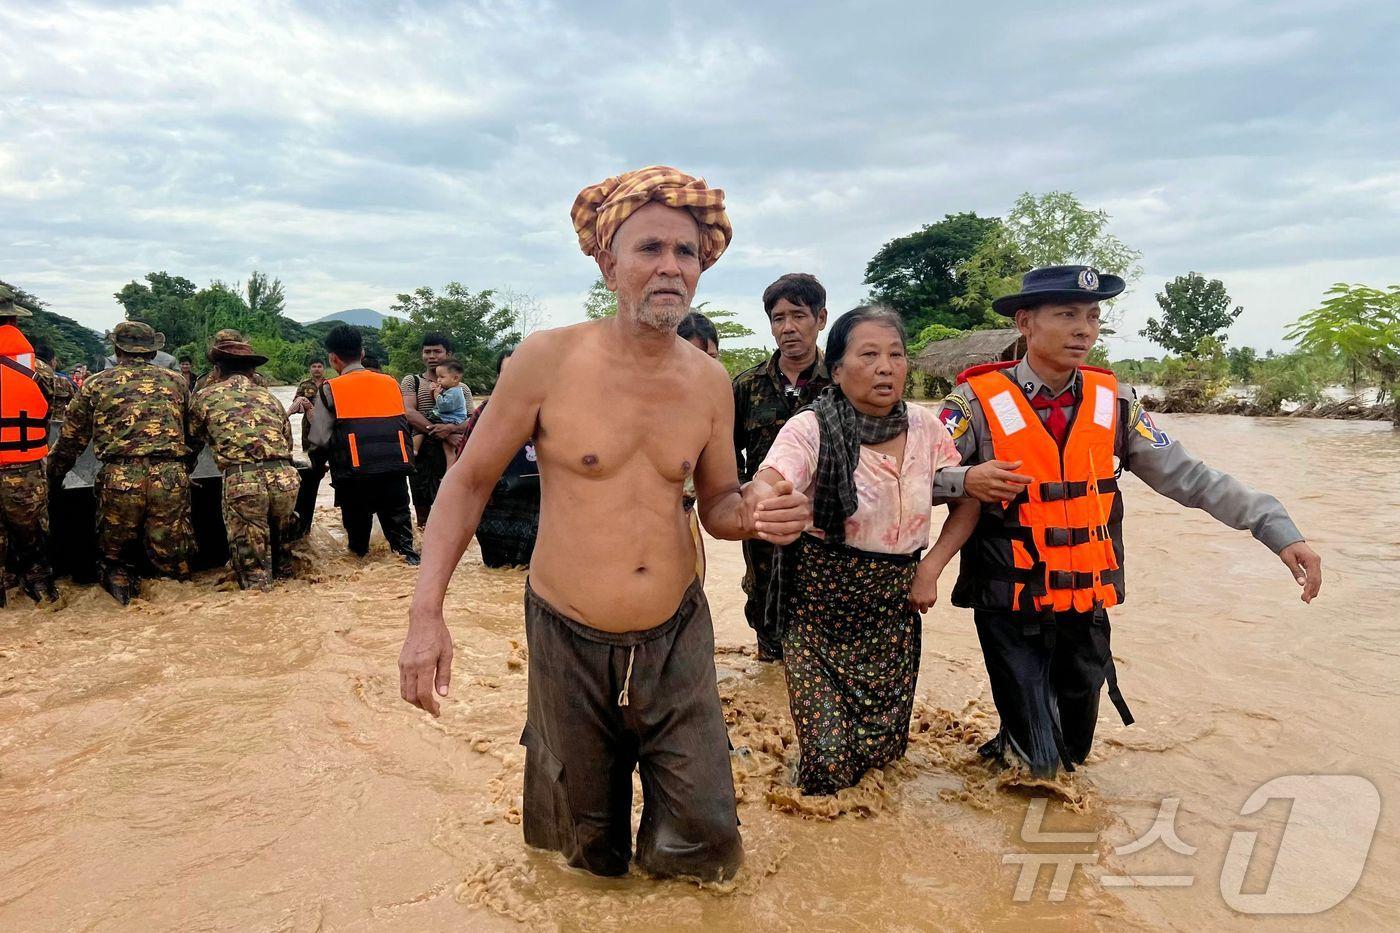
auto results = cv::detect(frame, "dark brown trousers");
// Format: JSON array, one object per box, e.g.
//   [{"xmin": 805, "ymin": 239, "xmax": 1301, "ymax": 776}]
[{"xmin": 520, "ymin": 578, "xmax": 742, "ymax": 881}]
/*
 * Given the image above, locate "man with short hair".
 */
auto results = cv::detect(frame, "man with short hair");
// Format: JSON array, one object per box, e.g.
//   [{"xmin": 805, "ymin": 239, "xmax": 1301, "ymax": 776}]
[
  {"xmin": 677, "ymin": 310, "xmax": 719, "ymax": 359},
  {"xmin": 290, "ymin": 359, "xmax": 329, "ymax": 536},
  {"xmin": 936, "ymin": 265, "xmax": 1323, "ymax": 778},
  {"xmin": 400, "ymin": 332, "xmax": 462, "ymax": 527},
  {"xmin": 399, "ymin": 166, "xmax": 810, "ymax": 882},
  {"xmin": 731, "ymin": 272, "xmax": 832, "ymax": 660},
  {"xmin": 189, "ymin": 341, "xmax": 300, "ymax": 589},
  {"xmin": 178, "ymin": 355, "xmax": 196, "ymax": 390},
  {"xmin": 308, "ymin": 325, "xmax": 419, "ymax": 564},
  {"xmin": 50, "ymin": 321, "xmax": 193, "ymax": 604},
  {"xmin": 0, "ymin": 286, "xmax": 60, "ymax": 605}
]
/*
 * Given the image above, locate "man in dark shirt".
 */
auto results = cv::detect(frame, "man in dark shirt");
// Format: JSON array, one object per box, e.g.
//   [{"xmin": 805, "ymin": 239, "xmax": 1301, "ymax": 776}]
[{"xmin": 731, "ymin": 273, "xmax": 832, "ymax": 660}]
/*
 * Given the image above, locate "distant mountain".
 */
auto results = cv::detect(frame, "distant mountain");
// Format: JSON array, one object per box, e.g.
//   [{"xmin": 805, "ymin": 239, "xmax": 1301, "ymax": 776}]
[{"xmin": 310, "ymin": 308, "xmax": 392, "ymax": 328}]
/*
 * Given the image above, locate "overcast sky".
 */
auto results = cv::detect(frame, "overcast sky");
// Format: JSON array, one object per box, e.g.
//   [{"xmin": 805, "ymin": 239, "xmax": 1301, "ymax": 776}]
[{"xmin": 3, "ymin": 0, "xmax": 1396, "ymax": 357}]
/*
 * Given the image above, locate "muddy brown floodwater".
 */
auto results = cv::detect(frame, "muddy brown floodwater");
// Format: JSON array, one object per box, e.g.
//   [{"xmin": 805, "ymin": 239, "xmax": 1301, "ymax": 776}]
[{"xmin": 2, "ymin": 412, "xmax": 1397, "ymax": 931}]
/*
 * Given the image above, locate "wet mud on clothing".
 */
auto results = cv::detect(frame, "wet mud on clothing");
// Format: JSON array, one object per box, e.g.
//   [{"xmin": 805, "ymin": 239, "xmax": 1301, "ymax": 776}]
[
  {"xmin": 520, "ymin": 578, "xmax": 743, "ymax": 881},
  {"xmin": 974, "ymin": 608, "xmax": 1133, "ymax": 778}
]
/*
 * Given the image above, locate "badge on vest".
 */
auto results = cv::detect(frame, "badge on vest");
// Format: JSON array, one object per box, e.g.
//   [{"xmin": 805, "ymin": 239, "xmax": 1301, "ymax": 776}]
[
  {"xmin": 939, "ymin": 395, "xmax": 972, "ymax": 440},
  {"xmin": 988, "ymin": 390, "xmax": 1027, "ymax": 435}
]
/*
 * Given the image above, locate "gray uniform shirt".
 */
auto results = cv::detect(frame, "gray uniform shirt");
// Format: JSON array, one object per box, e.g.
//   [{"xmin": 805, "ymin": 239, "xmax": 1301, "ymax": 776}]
[
  {"xmin": 932, "ymin": 359, "xmax": 1303, "ymax": 554},
  {"xmin": 307, "ymin": 361, "xmax": 364, "ymax": 452}
]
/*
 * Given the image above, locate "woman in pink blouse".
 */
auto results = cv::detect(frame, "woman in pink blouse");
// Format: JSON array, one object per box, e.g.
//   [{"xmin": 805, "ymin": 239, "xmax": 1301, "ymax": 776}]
[{"xmin": 753, "ymin": 306, "xmax": 979, "ymax": 795}]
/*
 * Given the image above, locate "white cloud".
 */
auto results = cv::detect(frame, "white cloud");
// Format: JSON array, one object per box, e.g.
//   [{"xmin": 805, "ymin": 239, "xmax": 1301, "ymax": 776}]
[{"xmin": 0, "ymin": 0, "xmax": 1394, "ymax": 362}]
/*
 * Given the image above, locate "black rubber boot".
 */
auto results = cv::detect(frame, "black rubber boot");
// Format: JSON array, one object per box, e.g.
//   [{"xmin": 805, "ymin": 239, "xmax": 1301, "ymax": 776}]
[
  {"xmin": 23, "ymin": 577, "xmax": 62, "ymax": 605},
  {"xmin": 102, "ymin": 574, "xmax": 138, "ymax": 606}
]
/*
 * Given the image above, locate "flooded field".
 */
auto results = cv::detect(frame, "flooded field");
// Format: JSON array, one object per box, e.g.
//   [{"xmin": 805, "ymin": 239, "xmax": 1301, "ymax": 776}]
[{"xmin": 1, "ymin": 412, "xmax": 1396, "ymax": 931}]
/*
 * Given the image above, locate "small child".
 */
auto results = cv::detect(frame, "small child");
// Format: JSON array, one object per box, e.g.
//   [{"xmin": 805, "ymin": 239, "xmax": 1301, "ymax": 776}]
[{"xmin": 422, "ymin": 359, "xmax": 470, "ymax": 465}]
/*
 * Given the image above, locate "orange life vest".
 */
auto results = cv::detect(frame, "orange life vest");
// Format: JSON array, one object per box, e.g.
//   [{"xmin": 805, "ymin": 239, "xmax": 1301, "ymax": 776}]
[
  {"xmin": 325, "ymin": 368, "xmax": 413, "ymax": 480},
  {"xmin": 963, "ymin": 363, "xmax": 1123, "ymax": 614},
  {"xmin": 0, "ymin": 324, "xmax": 50, "ymax": 465}
]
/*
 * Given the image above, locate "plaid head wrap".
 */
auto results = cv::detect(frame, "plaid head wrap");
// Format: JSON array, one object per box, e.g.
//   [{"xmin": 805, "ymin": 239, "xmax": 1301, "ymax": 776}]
[
  {"xmin": 571, "ymin": 165, "xmax": 732, "ymax": 270},
  {"xmin": 804, "ymin": 385, "xmax": 909, "ymax": 545}
]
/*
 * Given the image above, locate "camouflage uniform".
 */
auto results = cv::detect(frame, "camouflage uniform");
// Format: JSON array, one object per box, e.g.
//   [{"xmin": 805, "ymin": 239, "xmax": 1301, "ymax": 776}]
[
  {"xmin": 47, "ymin": 361, "xmax": 76, "ymax": 421},
  {"xmin": 0, "ymin": 354, "xmax": 56, "ymax": 599},
  {"xmin": 731, "ymin": 350, "xmax": 832, "ymax": 659},
  {"xmin": 193, "ymin": 368, "xmax": 270, "ymax": 394},
  {"xmin": 189, "ymin": 373, "xmax": 299, "ymax": 590},
  {"xmin": 49, "ymin": 349, "xmax": 193, "ymax": 592}
]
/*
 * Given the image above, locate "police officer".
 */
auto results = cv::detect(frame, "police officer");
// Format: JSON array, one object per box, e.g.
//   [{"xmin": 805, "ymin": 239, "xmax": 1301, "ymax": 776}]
[
  {"xmin": 189, "ymin": 340, "xmax": 301, "ymax": 590},
  {"xmin": 935, "ymin": 265, "xmax": 1323, "ymax": 778},
  {"xmin": 0, "ymin": 285, "xmax": 60, "ymax": 606},
  {"xmin": 289, "ymin": 358, "xmax": 329, "ymax": 536},
  {"xmin": 731, "ymin": 273, "xmax": 832, "ymax": 660},
  {"xmin": 49, "ymin": 321, "xmax": 193, "ymax": 604},
  {"xmin": 307, "ymin": 325, "xmax": 419, "ymax": 564}
]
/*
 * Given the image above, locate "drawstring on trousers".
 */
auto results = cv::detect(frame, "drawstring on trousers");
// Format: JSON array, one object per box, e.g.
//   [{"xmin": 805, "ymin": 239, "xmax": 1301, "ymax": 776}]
[{"xmin": 617, "ymin": 645, "xmax": 637, "ymax": 707}]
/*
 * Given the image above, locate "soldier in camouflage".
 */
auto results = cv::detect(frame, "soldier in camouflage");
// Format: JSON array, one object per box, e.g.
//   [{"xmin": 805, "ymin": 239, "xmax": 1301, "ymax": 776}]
[
  {"xmin": 731, "ymin": 273, "xmax": 831, "ymax": 660},
  {"xmin": 49, "ymin": 321, "xmax": 193, "ymax": 604},
  {"xmin": 0, "ymin": 286, "xmax": 61, "ymax": 605},
  {"xmin": 189, "ymin": 340, "xmax": 301, "ymax": 590},
  {"xmin": 193, "ymin": 328, "xmax": 271, "ymax": 393}
]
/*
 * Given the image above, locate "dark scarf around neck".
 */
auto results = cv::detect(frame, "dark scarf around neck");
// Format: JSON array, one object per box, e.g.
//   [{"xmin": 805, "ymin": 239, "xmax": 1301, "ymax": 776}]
[{"xmin": 804, "ymin": 385, "xmax": 908, "ymax": 544}]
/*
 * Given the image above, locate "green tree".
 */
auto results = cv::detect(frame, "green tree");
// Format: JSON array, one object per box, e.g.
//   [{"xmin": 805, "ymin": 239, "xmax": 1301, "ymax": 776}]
[
  {"xmin": 1, "ymin": 279, "xmax": 107, "ymax": 369},
  {"xmin": 1226, "ymin": 346, "xmax": 1259, "ymax": 383},
  {"xmin": 1141, "ymin": 272, "xmax": 1243, "ymax": 356},
  {"xmin": 1250, "ymin": 350, "xmax": 1330, "ymax": 414},
  {"xmin": 863, "ymin": 212, "xmax": 1001, "ymax": 330},
  {"xmin": 1109, "ymin": 357, "xmax": 1165, "ymax": 386},
  {"xmin": 115, "ymin": 272, "xmax": 200, "ymax": 347},
  {"xmin": 245, "ymin": 271, "xmax": 286, "ymax": 319},
  {"xmin": 584, "ymin": 277, "xmax": 617, "ymax": 319},
  {"xmin": 381, "ymin": 283, "xmax": 520, "ymax": 391},
  {"xmin": 1003, "ymin": 191, "xmax": 1142, "ymax": 279},
  {"xmin": 956, "ymin": 191, "xmax": 1142, "ymax": 320},
  {"xmin": 691, "ymin": 300, "xmax": 755, "ymax": 342},
  {"xmin": 719, "ymin": 346, "xmax": 769, "ymax": 377},
  {"xmin": 1157, "ymin": 335, "xmax": 1231, "ymax": 402},
  {"xmin": 1286, "ymin": 283, "xmax": 1400, "ymax": 413},
  {"xmin": 908, "ymin": 322, "xmax": 963, "ymax": 356}
]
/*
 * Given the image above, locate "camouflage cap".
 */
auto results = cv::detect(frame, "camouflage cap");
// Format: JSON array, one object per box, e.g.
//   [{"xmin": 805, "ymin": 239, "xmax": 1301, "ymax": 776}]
[
  {"xmin": 0, "ymin": 283, "xmax": 33, "ymax": 317},
  {"xmin": 111, "ymin": 321, "xmax": 165, "ymax": 353}
]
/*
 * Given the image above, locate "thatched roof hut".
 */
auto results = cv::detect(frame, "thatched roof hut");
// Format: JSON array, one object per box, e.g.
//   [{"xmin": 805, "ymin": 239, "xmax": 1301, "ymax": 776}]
[{"xmin": 913, "ymin": 329, "xmax": 1024, "ymax": 380}]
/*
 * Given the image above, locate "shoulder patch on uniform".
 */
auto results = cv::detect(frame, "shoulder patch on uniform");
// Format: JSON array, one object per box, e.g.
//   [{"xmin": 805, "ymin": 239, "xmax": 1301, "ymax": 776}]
[
  {"xmin": 1134, "ymin": 408, "xmax": 1172, "ymax": 448},
  {"xmin": 939, "ymin": 394, "xmax": 972, "ymax": 440}
]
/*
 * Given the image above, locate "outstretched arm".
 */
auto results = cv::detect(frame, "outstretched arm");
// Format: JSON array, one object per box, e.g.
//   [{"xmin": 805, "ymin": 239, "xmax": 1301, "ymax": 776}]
[
  {"xmin": 694, "ymin": 363, "xmax": 809, "ymax": 543},
  {"xmin": 1126, "ymin": 406, "xmax": 1321, "ymax": 602},
  {"xmin": 400, "ymin": 334, "xmax": 551, "ymax": 716}
]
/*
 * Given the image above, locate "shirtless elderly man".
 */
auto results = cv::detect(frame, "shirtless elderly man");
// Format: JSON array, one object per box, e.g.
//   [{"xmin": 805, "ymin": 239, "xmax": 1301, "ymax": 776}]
[{"xmin": 400, "ymin": 166, "xmax": 808, "ymax": 881}]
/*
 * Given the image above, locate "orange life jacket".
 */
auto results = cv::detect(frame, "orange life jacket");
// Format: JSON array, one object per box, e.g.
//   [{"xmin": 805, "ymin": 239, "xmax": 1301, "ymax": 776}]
[
  {"xmin": 0, "ymin": 324, "xmax": 50, "ymax": 465},
  {"xmin": 962, "ymin": 362, "xmax": 1123, "ymax": 614},
  {"xmin": 325, "ymin": 368, "xmax": 413, "ymax": 480}
]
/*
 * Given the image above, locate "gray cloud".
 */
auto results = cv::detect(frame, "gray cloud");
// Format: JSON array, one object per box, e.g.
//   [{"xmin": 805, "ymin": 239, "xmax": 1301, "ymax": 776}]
[{"xmin": 2, "ymin": 0, "xmax": 1396, "ymax": 358}]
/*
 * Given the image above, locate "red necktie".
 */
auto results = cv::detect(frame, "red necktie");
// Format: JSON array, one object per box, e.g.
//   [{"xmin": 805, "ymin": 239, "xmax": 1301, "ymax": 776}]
[{"xmin": 1030, "ymin": 390, "xmax": 1075, "ymax": 445}]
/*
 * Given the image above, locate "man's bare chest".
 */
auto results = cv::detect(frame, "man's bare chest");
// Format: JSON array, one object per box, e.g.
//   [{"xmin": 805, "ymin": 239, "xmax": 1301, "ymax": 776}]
[{"xmin": 535, "ymin": 371, "xmax": 711, "ymax": 485}]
